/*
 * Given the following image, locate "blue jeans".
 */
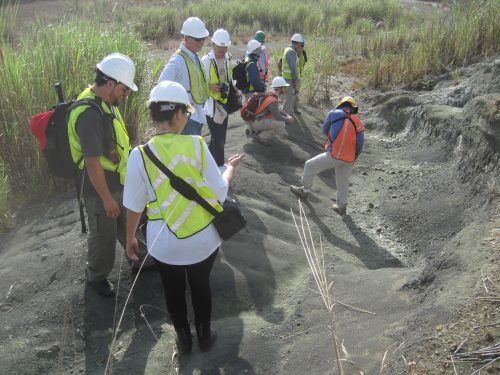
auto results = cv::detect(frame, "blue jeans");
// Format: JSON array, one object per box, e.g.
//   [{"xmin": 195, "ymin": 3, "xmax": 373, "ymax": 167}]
[
  {"xmin": 206, "ymin": 115, "xmax": 228, "ymax": 166},
  {"xmin": 182, "ymin": 118, "xmax": 203, "ymax": 135}
]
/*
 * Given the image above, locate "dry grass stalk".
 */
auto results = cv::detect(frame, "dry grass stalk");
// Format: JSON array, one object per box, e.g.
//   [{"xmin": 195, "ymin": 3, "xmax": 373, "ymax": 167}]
[{"xmin": 291, "ymin": 200, "xmax": 344, "ymax": 375}]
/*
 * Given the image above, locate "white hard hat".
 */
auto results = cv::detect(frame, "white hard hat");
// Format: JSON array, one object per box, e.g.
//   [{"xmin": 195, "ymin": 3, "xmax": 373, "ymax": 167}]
[
  {"xmin": 246, "ymin": 39, "xmax": 261, "ymax": 54},
  {"xmin": 291, "ymin": 33, "xmax": 305, "ymax": 43},
  {"xmin": 148, "ymin": 81, "xmax": 195, "ymax": 113},
  {"xmin": 211, "ymin": 28, "xmax": 231, "ymax": 47},
  {"xmin": 97, "ymin": 53, "xmax": 138, "ymax": 91},
  {"xmin": 181, "ymin": 17, "xmax": 209, "ymax": 38},
  {"xmin": 271, "ymin": 76, "xmax": 289, "ymax": 88}
]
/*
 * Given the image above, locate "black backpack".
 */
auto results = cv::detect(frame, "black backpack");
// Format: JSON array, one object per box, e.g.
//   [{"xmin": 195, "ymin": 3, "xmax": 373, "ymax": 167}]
[
  {"xmin": 28, "ymin": 83, "xmax": 105, "ymax": 232},
  {"xmin": 232, "ymin": 58, "xmax": 250, "ymax": 91}
]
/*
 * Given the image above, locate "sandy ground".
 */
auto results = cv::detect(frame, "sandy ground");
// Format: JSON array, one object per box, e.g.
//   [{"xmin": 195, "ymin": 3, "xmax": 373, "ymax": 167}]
[
  {"xmin": 1, "ymin": 1, "xmax": 499, "ymax": 374},
  {"xmin": 1, "ymin": 54, "xmax": 499, "ymax": 374}
]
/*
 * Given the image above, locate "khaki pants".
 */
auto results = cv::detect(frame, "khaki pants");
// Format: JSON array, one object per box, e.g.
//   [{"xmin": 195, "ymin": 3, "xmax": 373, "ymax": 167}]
[
  {"xmin": 85, "ymin": 190, "xmax": 151, "ymax": 282},
  {"xmin": 302, "ymin": 152, "xmax": 353, "ymax": 207},
  {"xmin": 283, "ymin": 81, "xmax": 299, "ymax": 115},
  {"xmin": 253, "ymin": 118, "xmax": 286, "ymax": 141}
]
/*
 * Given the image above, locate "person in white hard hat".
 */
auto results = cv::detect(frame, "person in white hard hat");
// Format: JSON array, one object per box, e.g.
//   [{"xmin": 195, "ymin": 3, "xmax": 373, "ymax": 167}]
[
  {"xmin": 124, "ymin": 80, "xmax": 245, "ymax": 355},
  {"xmin": 247, "ymin": 76, "xmax": 295, "ymax": 146},
  {"xmin": 243, "ymin": 39, "xmax": 266, "ymax": 101},
  {"xmin": 158, "ymin": 16, "xmax": 210, "ymax": 136},
  {"xmin": 282, "ymin": 33, "xmax": 305, "ymax": 116},
  {"xmin": 201, "ymin": 28, "xmax": 238, "ymax": 170},
  {"xmin": 67, "ymin": 53, "xmax": 152, "ymax": 297}
]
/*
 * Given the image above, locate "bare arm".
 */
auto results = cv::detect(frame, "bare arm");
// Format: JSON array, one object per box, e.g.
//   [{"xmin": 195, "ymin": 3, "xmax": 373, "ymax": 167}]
[
  {"xmin": 222, "ymin": 154, "xmax": 245, "ymax": 184},
  {"xmin": 125, "ymin": 209, "xmax": 142, "ymax": 262},
  {"xmin": 84, "ymin": 156, "xmax": 120, "ymax": 218}
]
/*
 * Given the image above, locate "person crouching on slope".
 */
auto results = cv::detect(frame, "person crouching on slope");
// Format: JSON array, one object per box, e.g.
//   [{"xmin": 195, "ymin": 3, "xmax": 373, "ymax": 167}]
[
  {"xmin": 247, "ymin": 76, "xmax": 295, "ymax": 146},
  {"xmin": 124, "ymin": 81, "xmax": 244, "ymax": 354},
  {"xmin": 290, "ymin": 96, "xmax": 365, "ymax": 215}
]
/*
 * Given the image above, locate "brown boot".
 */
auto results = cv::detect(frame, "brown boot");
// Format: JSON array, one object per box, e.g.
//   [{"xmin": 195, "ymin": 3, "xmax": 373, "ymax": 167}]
[
  {"xmin": 290, "ymin": 185, "xmax": 308, "ymax": 200},
  {"xmin": 332, "ymin": 203, "xmax": 347, "ymax": 215}
]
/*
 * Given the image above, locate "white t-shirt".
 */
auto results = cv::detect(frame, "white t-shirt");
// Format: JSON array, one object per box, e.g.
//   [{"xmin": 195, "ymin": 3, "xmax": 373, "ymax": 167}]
[{"xmin": 123, "ymin": 139, "xmax": 229, "ymax": 265}]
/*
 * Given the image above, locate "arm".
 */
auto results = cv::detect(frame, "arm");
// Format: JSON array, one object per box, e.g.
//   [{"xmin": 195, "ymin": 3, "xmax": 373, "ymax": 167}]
[
  {"xmin": 286, "ymin": 50, "xmax": 299, "ymax": 82},
  {"xmin": 355, "ymin": 131, "xmax": 365, "ymax": 160},
  {"xmin": 222, "ymin": 154, "xmax": 245, "ymax": 184},
  {"xmin": 247, "ymin": 62, "xmax": 266, "ymax": 92},
  {"xmin": 269, "ymin": 101, "xmax": 292, "ymax": 123},
  {"xmin": 125, "ymin": 209, "xmax": 142, "ymax": 262},
  {"xmin": 84, "ymin": 157, "xmax": 120, "ymax": 218},
  {"xmin": 202, "ymin": 55, "xmax": 220, "ymax": 92}
]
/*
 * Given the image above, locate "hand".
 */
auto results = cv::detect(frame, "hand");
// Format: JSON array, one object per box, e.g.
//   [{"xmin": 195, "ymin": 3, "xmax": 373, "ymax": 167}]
[
  {"xmin": 126, "ymin": 238, "xmax": 139, "ymax": 262},
  {"xmin": 103, "ymin": 197, "xmax": 120, "ymax": 219},
  {"xmin": 236, "ymin": 89, "xmax": 242, "ymax": 96},
  {"xmin": 209, "ymin": 83, "xmax": 221, "ymax": 92},
  {"xmin": 226, "ymin": 153, "xmax": 245, "ymax": 168}
]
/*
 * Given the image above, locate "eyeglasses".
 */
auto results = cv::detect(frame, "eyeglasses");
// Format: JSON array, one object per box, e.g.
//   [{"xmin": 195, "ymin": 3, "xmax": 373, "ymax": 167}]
[
  {"xmin": 183, "ymin": 109, "xmax": 192, "ymax": 118},
  {"xmin": 115, "ymin": 82, "xmax": 131, "ymax": 95}
]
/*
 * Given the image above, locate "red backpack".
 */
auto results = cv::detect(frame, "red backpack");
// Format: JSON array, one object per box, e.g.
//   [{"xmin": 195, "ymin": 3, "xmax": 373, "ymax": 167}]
[{"xmin": 240, "ymin": 92, "xmax": 278, "ymax": 122}]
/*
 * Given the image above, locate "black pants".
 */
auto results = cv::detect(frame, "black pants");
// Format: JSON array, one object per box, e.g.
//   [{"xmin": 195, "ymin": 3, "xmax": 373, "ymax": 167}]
[
  {"xmin": 206, "ymin": 115, "xmax": 228, "ymax": 167},
  {"xmin": 154, "ymin": 249, "xmax": 219, "ymax": 329}
]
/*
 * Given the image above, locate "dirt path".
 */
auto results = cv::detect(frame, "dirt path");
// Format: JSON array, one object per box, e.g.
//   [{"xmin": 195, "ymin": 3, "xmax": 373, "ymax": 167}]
[{"xmin": 2, "ymin": 81, "xmax": 498, "ymax": 373}]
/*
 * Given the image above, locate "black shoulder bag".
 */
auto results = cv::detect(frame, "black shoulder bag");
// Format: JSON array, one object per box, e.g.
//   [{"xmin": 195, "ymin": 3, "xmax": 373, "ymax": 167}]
[{"xmin": 143, "ymin": 144, "xmax": 246, "ymax": 240}]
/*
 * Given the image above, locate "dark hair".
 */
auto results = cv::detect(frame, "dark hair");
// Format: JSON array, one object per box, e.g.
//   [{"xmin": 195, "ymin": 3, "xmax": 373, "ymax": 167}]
[
  {"xmin": 149, "ymin": 102, "xmax": 188, "ymax": 123},
  {"xmin": 95, "ymin": 68, "xmax": 117, "ymax": 87},
  {"xmin": 338, "ymin": 102, "xmax": 358, "ymax": 114}
]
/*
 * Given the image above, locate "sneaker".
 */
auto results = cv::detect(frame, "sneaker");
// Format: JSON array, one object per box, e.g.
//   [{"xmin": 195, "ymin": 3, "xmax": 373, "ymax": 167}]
[
  {"xmin": 332, "ymin": 203, "xmax": 347, "ymax": 215},
  {"xmin": 290, "ymin": 185, "xmax": 308, "ymax": 200},
  {"xmin": 87, "ymin": 278, "xmax": 115, "ymax": 297}
]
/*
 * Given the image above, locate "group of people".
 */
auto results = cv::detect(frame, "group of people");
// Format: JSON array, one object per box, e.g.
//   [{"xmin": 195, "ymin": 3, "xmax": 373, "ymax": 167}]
[{"xmin": 67, "ymin": 15, "xmax": 365, "ymax": 356}]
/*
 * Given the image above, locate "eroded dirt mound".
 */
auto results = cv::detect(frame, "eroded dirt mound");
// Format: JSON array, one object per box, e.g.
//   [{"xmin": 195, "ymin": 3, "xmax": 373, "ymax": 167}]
[{"xmin": 0, "ymin": 57, "xmax": 499, "ymax": 374}]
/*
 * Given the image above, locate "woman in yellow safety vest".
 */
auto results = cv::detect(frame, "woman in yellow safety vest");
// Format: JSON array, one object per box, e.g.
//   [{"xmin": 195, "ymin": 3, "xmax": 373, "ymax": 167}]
[{"xmin": 123, "ymin": 80, "xmax": 244, "ymax": 355}]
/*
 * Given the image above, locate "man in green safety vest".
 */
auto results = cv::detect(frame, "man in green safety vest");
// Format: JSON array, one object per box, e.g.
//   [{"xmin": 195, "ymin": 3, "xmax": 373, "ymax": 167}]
[
  {"xmin": 158, "ymin": 17, "xmax": 210, "ymax": 135},
  {"xmin": 282, "ymin": 33, "xmax": 305, "ymax": 116},
  {"xmin": 67, "ymin": 53, "xmax": 152, "ymax": 297}
]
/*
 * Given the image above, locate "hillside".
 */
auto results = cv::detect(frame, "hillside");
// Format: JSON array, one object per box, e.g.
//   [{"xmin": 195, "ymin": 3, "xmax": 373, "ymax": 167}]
[{"xmin": 0, "ymin": 53, "xmax": 498, "ymax": 374}]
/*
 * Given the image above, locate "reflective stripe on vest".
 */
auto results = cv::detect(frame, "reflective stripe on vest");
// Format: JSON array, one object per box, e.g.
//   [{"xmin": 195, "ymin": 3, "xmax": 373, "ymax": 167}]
[
  {"xmin": 323, "ymin": 115, "xmax": 358, "ymax": 164},
  {"xmin": 282, "ymin": 47, "xmax": 298, "ymax": 80},
  {"xmin": 67, "ymin": 87, "xmax": 131, "ymax": 184},
  {"xmin": 140, "ymin": 134, "xmax": 223, "ymax": 239},
  {"xmin": 208, "ymin": 58, "xmax": 232, "ymax": 104},
  {"xmin": 177, "ymin": 49, "xmax": 209, "ymax": 104}
]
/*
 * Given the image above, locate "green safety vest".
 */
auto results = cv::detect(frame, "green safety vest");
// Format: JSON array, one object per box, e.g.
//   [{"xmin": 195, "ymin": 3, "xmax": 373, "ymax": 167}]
[
  {"xmin": 208, "ymin": 58, "xmax": 232, "ymax": 104},
  {"xmin": 282, "ymin": 47, "xmax": 300, "ymax": 80},
  {"xmin": 177, "ymin": 49, "xmax": 209, "ymax": 104},
  {"xmin": 67, "ymin": 87, "xmax": 131, "ymax": 185},
  {"xmin": 140, "ymin": 134, "xmax": 223, "ymax": 239}
]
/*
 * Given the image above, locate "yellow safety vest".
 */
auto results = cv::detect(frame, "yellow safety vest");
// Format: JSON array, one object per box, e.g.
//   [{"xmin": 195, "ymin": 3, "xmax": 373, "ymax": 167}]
[
  {"xmin": 140, "ymin": 134, "xmax": 223, "ymax": 239},
  {"xmin": 282, "ymin": 47, "xmax": 300, "ymax": 80},
  {"xmin": 244, "ymin": 55, "xmax": 257, "ymax": 92},
  {"xmin": 67, "ymin": 87, "xmax": 131, "ymax": 185},
  {"xmin": 177, "ymin": 49, "xmax": 209, "ymax": 105},
  {"xmin": 208, "ymin": 58, "xmax": 232, "ymax": 104}
]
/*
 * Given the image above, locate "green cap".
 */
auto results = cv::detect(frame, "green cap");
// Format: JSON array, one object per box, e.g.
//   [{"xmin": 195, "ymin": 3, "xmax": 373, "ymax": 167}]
[{"xmin": 254, "ymin": 30, "xmax": 266, "ymax": 43}]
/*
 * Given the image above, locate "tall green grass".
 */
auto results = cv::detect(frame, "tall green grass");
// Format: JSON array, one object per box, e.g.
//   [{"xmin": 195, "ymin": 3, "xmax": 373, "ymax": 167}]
[
  {"xmin": 0, "ymin": 7, "xmax": 159, "ymax": 228},
  {"xmin": 112, "ymin": 0, "xmax": 405, "ymax": 42},
  {"xmin": 366, "ymin": 0, "xmax": 500, "ymax": 86}
]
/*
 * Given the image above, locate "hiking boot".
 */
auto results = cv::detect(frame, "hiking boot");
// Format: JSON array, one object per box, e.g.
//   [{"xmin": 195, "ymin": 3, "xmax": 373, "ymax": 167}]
[
  {"xmin": 196, "ymin": 322, "xmax": 217, "ymax": 352},
  {"xmin": 290, "ymin": 185, "xmax": 308, "ymax": 200},
  {"xmin": 332, "ymin": 203, "xmax": 347, "ymax": 215},
  {"xmin": 87, "ymin": 278, "xmax": 115, "ymax": 297},
  {"xmin": 174, "ymin": 325, "xmax": 193, "ymax": 355}
]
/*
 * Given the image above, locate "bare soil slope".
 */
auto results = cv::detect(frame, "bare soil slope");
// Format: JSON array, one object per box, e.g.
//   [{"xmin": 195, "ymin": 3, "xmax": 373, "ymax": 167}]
[{"xmin": 1, "ymin": 55, "xmax": 499, "ymax": 374}]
